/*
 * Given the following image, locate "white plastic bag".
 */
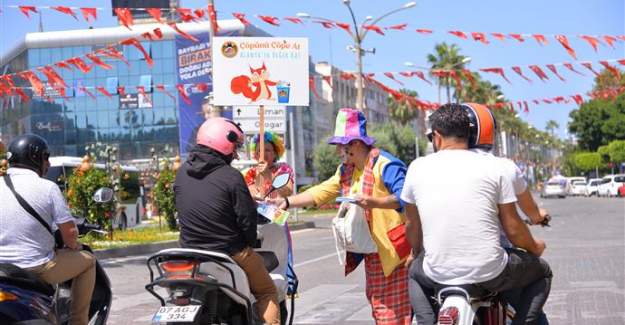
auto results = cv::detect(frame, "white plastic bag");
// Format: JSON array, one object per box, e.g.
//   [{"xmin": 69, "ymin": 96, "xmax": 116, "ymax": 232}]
[{"xmin": 331, "ymin": 202, "xmax": 378, "ymax": 264}]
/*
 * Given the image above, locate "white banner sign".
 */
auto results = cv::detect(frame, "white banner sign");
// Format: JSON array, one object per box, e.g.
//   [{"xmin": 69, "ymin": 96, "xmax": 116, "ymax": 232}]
[
  {"xmin": 233, "ymin": 106, "xmax": 286, "ymax": 119},
  {"xmin": 235, "ymin": 119, "xmax": 287, "ymax": 134},
  {"xmin": 212, "ymin": 37, "xmax": 309, "ymax": 106}
]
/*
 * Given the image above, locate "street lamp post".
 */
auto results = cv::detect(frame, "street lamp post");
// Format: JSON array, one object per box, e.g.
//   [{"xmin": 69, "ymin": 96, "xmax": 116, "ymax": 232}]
[{"xmin": 299, "ymin": 1, "xmax": 416, "ymax": 118}]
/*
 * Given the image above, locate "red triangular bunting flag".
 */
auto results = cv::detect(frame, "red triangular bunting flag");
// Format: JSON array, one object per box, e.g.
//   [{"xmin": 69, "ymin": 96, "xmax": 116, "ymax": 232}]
[
  {"xmin": 176, "ymin": 8, "xmax": 196, "ymax": 23},
  {"xmin": 571, "ymin": 94, "xmax": 584, "ymax": 105},
  {"xmin": 509, "ymin": 33, "xmax": 525, "ymax": 42},
  {"xmin": 18, "ymin": 6, "xmax": 37, "ymax": 18},
  {"xmin": 55, "ymin": 61, "xmax": 72, "ymax": 70},
  {"xmin": 386, "ymin": 23, "xmax": 407, "ymax": 31},
  {"xmin": 528, "ymin": 65, "xmax": 549, "ymax": 81},
  {"xmin": 617, "ymin": 59, "xmax": 625, "ymax": 66},
  {"xmin": 463, "ymin": 70, "xmax": 476, "ymax": 89},
  {"xmin": 18, "ymin": 71, "xmax": 45, "ymax": 96},
  {"xmin": 96, "ymin": 46, "xmax": 129, "ymax": 65},
  {"xmin": 340, "ymin": 72, "xmax": 356, "ymax": 80},
  {"xmin": 579, "ymin": 35, "xmax": 601, "ymax": 52},
  {"xmin": 363, "ymin": 25, "xmax": 385, "ymax": 35},
  {"xmin": 146, "ymin": 8, "xmax": 164, "ymax": 23},
  {"xmin": 581, "ymin": 62, "xmax": 600, "ymax": 76},
  {"xmin": 533, "ymin": 34, "xmax": 548, "ymax": 45},
  {"xmin": 121, "ymin": 38, "xmax": 154, "ymax": 67},
  {"xmin": 563, "ymin": 63, "xmax": 585, "ymax": 76},
  {"xmin": 194, "ymin": 8, "xmax": 205, "ymax": 20},
  {"xmin": 471, "ymin": 32, "xmax": 489, "ymax": 44},
  {"xmin": 283, "ymin": 17, "xmax": 303, "ymax": 24},
  {"xmin": 603, "ymin": 35, "xmax": 617, "ymax": 48},
  {"xmin": 555, "ymin": 35, "xmax": 577, "ymax": 59},
  {"xmin": 383, "ymin": 72, "xmax": 404, "ymax": 85},
  {"xmin": 118, "ymin": 86, "xmax": 126, "ymax": 96},
  {"xmin": 599, "ymin": 61, "xmax": 621, "ymax": 80},
  {"xmin": 86, "ymin": 53, "xmax": 112, "ymax": 70},
  {"xmin": 233, "ymin": 12, "xmax": 250, "ymax": 25},
  {"xmin": 176, "ymin": 84, "xmax": 192, "ymax": 105},
  {"xmin": 491, "ymin": 32, "xmax": 506, "ymax": 41},
  {"xmin": 543, "ymin": 99, "xmax": 553, "ymax": 104},
  {"xmin": 479, "ymin": 67, "xmax": 511, "ymax": 84},
  {"xmin": 258, "ymin": 15, "xmax": 280, "ymax": 26},
  {"xmin": 449, "ymin": 30, "xmax": 467, "ymax": 39},
  {"xmin": 415, "ymin": 29, "xmax": 433, "ymax": 34},
  {"xmin": 335, "ymin": 22, "xmax": 352, "ymax": 35},
  {"xmin": 512, "ymin": 66, "xmax": 532, "ymax": 83},
  {"xmin": 523, "ymin": 101, "xmax": 529, "ymax": 113},
  {"xmin": 546, "ymin": 64, "xmax": 566, "ymax": 82},
  {"xmin": 79, "ymin": 86, "xmax": 96, "ymax": 100},
  {"xmin": 156, "ymin": 84, "xmax": 176, "ymax": 100},
  {"xmin": 80, "ymin": 8, "xmax": 97, "ymax": 23},
  {"xmin": 114, "ymin": 8, "xmax": 134, "ymax": 30},
  {"xmin": 168, "ymin": 23, "xmax": 199, "ymax": 43},
  {"xmin": 96, "ymin": 86, "xmax": 112, "ymax": 98},
  {"xmin": 66, "ymin": 57, "xmax": 92, "ymax": 73},
  {"xmin": 314, "ymin": 21, "xmax": 335, "ymax": 29},
  {"xmin": 52, "ymin": 6, "xmax": 78, "ymax": 20},
  {"xmin": 532, "ymin": 99, "xmax": 540, "ymax": 105}
]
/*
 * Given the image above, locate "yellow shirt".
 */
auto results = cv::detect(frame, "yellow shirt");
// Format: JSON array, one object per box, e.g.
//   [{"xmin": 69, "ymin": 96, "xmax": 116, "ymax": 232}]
[{"xmin": 305, "ymin": 157, "xmax": 407, "ymax": 276}]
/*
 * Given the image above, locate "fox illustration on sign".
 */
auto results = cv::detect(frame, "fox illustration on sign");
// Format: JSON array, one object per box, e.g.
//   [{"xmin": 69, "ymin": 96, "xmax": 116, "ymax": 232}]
[{"xmin": 230, "ymin": 63, "xmax": 278, "ymax": 103}]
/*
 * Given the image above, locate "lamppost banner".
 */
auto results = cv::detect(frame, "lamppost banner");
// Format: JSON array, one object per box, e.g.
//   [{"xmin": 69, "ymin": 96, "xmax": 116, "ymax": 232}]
[{"xmin": 212, "ymin": 37, "xmax": 309, "ymax": 106}]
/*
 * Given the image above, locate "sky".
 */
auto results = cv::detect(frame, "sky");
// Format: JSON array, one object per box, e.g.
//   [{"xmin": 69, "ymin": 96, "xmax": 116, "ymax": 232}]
[{"xmin": 1, "ymin": 0, "xmax": 624, "ymax": 138}]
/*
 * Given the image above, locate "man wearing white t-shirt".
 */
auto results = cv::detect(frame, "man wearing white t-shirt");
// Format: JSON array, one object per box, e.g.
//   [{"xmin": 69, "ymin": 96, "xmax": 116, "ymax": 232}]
[{"xmin": 401, "ymin": 104, "xmax": 552, "ymax": 325}]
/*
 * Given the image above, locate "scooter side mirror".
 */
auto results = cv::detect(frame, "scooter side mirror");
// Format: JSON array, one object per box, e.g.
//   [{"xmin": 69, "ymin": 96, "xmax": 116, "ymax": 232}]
[{"xmin": 93, "ymin": 187, "xmax": 114, "ymax": 203}]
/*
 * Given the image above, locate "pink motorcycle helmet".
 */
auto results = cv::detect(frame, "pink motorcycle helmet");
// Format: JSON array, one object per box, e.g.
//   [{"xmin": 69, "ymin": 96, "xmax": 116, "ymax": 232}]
[{"xmin": 196, "ymin": 118, "xmax": 244, "ymax": 156}]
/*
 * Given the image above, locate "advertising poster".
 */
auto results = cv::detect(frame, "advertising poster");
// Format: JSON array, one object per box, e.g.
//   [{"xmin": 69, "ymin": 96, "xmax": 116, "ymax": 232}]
[
  {"xmin": 212, "ymin": 37, "xmax": 309, "ymax": 107},
  {"xmin": 175, "ymin": 32, "xmax": 212, "ymax": 155}
]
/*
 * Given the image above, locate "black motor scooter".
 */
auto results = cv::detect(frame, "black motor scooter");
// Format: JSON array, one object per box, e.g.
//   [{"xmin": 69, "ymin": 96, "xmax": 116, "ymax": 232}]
[{"xmin": 0, "ymin": 187, "xmax": 114, "ymax": 325}]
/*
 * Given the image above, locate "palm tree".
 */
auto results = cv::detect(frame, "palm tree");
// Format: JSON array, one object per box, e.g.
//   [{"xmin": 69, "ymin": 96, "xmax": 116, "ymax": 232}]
[
  {"xmin": 427, "ymin": 43, "xmax": 469, "ymax": 103},
  {"xmin": 387, "ymin": 89, "xmax": 419, "ymax": 126},
  {"xmin": 545, "ymin": 120, "xmax": 559, "ymax": 137}
]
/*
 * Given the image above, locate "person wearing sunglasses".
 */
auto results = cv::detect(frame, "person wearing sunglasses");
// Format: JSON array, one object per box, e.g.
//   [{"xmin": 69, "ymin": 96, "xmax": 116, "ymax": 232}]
[{"xmin": 1, "ymin": 134, "xmax": 96, "ymax": 325}]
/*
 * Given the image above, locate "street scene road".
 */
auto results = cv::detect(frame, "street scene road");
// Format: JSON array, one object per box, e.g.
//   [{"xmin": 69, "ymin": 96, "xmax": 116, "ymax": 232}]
[{"xmin": 103, "ymin": 196, "xmax": 624, "ymax": 324}]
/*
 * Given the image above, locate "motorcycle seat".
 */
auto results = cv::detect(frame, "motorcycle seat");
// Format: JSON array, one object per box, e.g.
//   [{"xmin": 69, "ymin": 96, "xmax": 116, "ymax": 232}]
[
  {"xmin": 0, "ymin": 263, "xmax": 55, "ymax": 296},
  {"xmin": 435, "ymin": 284, "xmax": 497, "ymax": 302}
]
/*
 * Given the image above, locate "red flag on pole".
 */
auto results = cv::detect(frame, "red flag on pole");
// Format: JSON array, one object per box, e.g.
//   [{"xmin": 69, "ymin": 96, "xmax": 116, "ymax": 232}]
[
  {"xmin": 579, "ymin": 35, "xmax": 602, "ymax": 52},
  {"xmin": 448, "ymin": 30, "xmax": 467, "ymax": 39},
  {"xmin": 471, "ymin": 32, "xmax": 489, "ymax": 44},
  {"xmin": 146, "ymin": 8, "xmax": 164, "ymax": 23},
  {"xmin": 528, "ymin": 65, "xmax": 549, "ymax": 81},
  {"xmin": 80, "ymin": 8, "xmax": 97, "ymax": 22},
  {"xmin": 86, "ymin": 53, "xmax": 113, "ymax": 70},
  {"xmin": 176, "ymin": 84, "xmax": 192, "ymax": 105},
  {"xmin": 121, "ymin": 38, "xmax": 154, "ymax": 66},
  {"xmin": 18, "ymin": 6, "xmax": 37, "ymax": 18},
  {"xmin": 563, "ymin": 63, "xmax": 585, "ymax": 76},
  {"xmin": 532, "ymin": 34, "xmax": 548, "ymax": 45},
  {"xmin": 52, "ymin": 6, "xmax": 78, "ymax": 20},
  {"xmin": 479, "ymin": 67, "xmax": 511, "ymax": 84},
  {"xmin": 114, "ymin": 8, "xmax": 134, "ymax": 30},
  {"xmin": 509, "ymin": 33, "xmax": 525, "ymax": 42},
  {"xmin": 258, "ymin": 15, "xmax": 280, "ymax": 26},
  {"xmin": 511, "ymin": 66, "xmax": 532, "ymax": 83},
  {"xmin": 233, "ymin": 12, "xmax": 250, "ymax": 25},
  {"xmin": 581, "ymin": 62, "xmax": 600, "ymax": 76},
  {"xmin": 555, "ymin": 35, "xmax": 577, "ymax": 60},
  {"xmin": 546, "ymin": 64, "xmax": 566, "ymax": 82},
  {"xmin": 96, "ymin": 86, "xmax": 113, "ymax": 98}
]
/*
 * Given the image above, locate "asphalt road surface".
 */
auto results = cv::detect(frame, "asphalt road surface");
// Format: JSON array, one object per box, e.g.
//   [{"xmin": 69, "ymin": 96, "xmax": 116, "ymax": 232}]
[{"xmin": 103, "ymin": 195, "xmax": 624, "ymax": 324}]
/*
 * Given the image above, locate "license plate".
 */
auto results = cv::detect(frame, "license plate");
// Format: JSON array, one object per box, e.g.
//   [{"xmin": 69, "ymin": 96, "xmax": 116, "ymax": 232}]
[{"xmin": 152, "ymin": 305, "xmax": 201, "ymax": 323}]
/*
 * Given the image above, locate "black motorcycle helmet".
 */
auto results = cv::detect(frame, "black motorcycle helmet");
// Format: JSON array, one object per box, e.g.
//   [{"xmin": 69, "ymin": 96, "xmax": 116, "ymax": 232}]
[{"xmin": 7, "ymin": 134, "xmax": 50, "ymax": 176}]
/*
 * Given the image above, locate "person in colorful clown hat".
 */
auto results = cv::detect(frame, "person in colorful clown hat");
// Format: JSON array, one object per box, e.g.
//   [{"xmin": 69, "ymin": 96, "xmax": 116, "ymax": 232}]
[
  {"xmin": 271, "ymin": 108, "xmax": 412, "ymax": 324},
  {"xmin": 244, "ymin": 131, "xmax": 293, "ymax": 200}
]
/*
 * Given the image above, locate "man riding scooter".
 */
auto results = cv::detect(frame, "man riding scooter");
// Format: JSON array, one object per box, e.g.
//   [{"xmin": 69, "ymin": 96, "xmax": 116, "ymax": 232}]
[
  {"xmin": 0, "ymin": 134, "xmax": 96, "ymax": 325},
  {"xmin": 174, "ymin": 118, "xmax": 281, "ymax": 325}
]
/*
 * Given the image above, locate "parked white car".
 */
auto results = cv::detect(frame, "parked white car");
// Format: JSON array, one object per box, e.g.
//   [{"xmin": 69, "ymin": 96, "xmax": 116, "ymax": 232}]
[
  {"xmin": 541, "ymin": 179, "xmax": 567, "ymax": 198},
  {"xmin": 598, "ymin": 174, "xmax": 625, "ymax": 197},
  {"xmin": 585, "ymin": 178, "xmax": 603, "ymax": 196},
  {"xmin": 569, "ymin": 180, "xmax": 587, "ymax": 196}
]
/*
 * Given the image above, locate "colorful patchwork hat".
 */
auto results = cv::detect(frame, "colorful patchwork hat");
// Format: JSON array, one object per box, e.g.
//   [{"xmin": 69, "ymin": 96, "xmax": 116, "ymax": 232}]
[{"xmin": 327, "ymin": 108, "xmax": 376, "ymax": 146}]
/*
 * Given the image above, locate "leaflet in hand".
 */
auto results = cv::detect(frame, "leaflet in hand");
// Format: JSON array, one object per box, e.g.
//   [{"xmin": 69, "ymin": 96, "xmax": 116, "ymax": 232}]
[
  {"xmin": 257, "ymin": 202, "xmax": 290, "ymax": 226},
  {"xmin": 335, "ymin": 196, "xmax": 358, "ymax": 203}
]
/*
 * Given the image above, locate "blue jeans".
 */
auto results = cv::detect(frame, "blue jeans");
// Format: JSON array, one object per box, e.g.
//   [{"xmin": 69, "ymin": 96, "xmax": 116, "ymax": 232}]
[{"xmin": 409, "ymin": 248, "xmax": 552, "ymax": 325}]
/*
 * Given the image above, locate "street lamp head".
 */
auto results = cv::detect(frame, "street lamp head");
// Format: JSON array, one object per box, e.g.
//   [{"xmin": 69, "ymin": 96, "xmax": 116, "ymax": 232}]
[
  {"xmin": 403, "ymin": 1, "xmax": 417, "ymax": 8},
  {"xmin": 295, "ymin": 12, "xmax": 311, "ymax": 18},
  {"xmin": 364, "ymin": 16, "xmax": 373, "ymax": 22},
  {"xmin": 461, "ymin": 56, "xmax": 472, "ymax": 64},
  {"xmin": 404, "ymin": 61, "xmax": 416, "ymax": 67},
  {"xmin": 342, "ymin": 0, "xmax": 351, "ymax": 5}
]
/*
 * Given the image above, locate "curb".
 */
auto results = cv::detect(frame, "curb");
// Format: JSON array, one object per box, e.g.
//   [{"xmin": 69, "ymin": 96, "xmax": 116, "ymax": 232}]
[{"xmin": 95, "ymin": 221, "xmax": 316, "ymax": 260}]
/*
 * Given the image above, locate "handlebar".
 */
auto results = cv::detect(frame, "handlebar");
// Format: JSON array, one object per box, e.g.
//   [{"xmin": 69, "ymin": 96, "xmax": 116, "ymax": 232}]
[{"xmin": 524, "ymin": 215, "xmax": 551, "ymax": 227}]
